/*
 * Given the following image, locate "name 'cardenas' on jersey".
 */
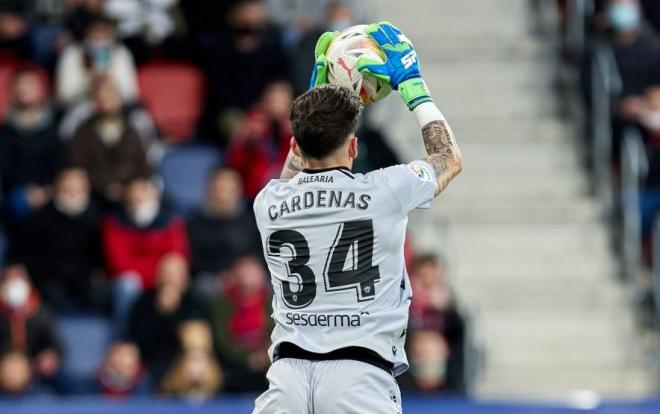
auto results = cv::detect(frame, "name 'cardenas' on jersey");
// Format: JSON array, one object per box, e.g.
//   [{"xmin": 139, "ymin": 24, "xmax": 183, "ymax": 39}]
[{"xmin": 267, "ymin": 189, "xmax": 372, "ymax": 221}]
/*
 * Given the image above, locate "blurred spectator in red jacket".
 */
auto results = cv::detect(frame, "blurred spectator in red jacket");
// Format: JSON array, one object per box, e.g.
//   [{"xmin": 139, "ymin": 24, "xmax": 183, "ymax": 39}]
[
  {"xmin": 0, "ymin": 265, "xmax": 62, "ymax": 389},
  {"xmin": 227, "ymin": 81, "xmax": 293, "ymax": 198},
  {"xmin": 96, "ymin": 340, "xmax": 147, "ymax": 398},
  {"xmin": 102, "ymin": 177, "xmax": 189, "ymax": 332},
  {"xmin": 68, "ymin": 76, "xmax": 150, "ymax": 206},
  {"xmin": 187, "ymin": 168, "xmax": 262, "ymax": 289},
  {"xmin": 128, "ymin": 253, "xmax": 208, "ymax": 384},
  {"xmin": 16, "ymin": 168, "xmax": 105, "ymax": 312},
  {"xmin": 0, "ymin": 67, "xmax": 61, "ymax": 224},
  {"xmin": 55, "ymin": 13, "xmax": 138, "ymax": 110},
  {"xmin": 211, "ymin": 256, "xmax": 270, "ymax": 393}
]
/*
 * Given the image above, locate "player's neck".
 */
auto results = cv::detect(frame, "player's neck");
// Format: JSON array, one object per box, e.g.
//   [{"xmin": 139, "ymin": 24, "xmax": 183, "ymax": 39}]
[{"xmin": 302, "ymin": 155, "xmax": 353, "ymax": 172}]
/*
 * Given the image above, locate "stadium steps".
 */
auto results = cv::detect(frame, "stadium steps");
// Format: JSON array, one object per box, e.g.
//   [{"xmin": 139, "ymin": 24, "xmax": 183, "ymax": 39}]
[{"xmin": 374, "ymin": 0, "xmax": 655, "ymax": 400}]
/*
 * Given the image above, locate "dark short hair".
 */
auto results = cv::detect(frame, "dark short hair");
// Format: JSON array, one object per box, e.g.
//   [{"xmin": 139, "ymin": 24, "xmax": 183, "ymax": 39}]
[
  {"xmin": 290, "ymin": 85, "xmax": 363, "ymax": 159},
  {"xmin": 413, "ymin": 253, "xmax": 446, "ymax": 272}
]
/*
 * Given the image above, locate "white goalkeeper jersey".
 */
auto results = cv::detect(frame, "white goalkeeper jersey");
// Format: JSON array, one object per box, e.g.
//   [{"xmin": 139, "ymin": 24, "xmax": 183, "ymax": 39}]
[{"xmin": 253, "ymin": 161, "xmax": 437, "ymax": 376}]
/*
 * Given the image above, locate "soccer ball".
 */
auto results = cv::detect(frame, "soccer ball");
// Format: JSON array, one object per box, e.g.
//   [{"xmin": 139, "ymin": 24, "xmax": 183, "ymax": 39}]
[{"xmin": 326, "ymin": 25, "xmax": 392, "ymax": 104}]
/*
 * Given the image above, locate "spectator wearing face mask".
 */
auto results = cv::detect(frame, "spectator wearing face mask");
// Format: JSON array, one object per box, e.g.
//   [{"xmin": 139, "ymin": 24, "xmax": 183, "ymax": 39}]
[
  {"xmin": 603, "ymin": 0, "xmax": 660, "ymax": 123},
  {"xmin": 0, "ymin": 265, "xmax": 63, "ymax": 392},
  {"xmin": 68, "ymin": 76, "xmax": 150, "ymax": 206},
  {"xmin": 16, "ymin": 168, "xmax": 104, "ymax": 312},
  {"xmin": 102, "ymin": 178, "xmax": 189, "ymax": 332},
  {"xmin": 55, "ymin": 14, "xmax": 138, "ymax": 109},
  {"xmin": 127, "ymin": 254, "xmax": 208, "ymax": 384},
  {"xmin": 187, "ymin": 168, "xmax": 261, "ymax": 282},
  {"xmin": 398, "ymin": 330, "xmax": 457, "ymax": 394},
  {"xmin": 160, "ymin": 319, "xmax": 222, "ymax": 400},
  {"xmin": 210, "ymin": 256, "xmax": 271, "ymax": 393},
  {"xmin": 408, "ymin": 254, "xmax": 466, "ymax": 394},
  {"xmin": 95, "ymin": 340, "xmax": 147, "ymax": 398},
  {"xmin": 201, "ymin": 0, "xmax": 292, "ymax": 143},
  {"xmin": 227, "ymin": 81, "xmax": 294, "ymax": 199},
  {"xmin": 0, "ymin": 67, "xmax": 61, "ymax": 224}
]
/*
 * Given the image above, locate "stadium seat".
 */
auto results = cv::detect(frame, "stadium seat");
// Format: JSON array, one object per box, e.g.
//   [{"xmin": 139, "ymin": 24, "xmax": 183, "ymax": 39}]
[
  {"xmin": 57, "ymin": 315, "xmax": 112, "ymax": 381},
  {"xmin": 137, "ymin": 61, "xmax": 205, "ymax": 142},
  {"xmin": 158, "ymin": 145, "xmax": 222, "ymax": 215}
]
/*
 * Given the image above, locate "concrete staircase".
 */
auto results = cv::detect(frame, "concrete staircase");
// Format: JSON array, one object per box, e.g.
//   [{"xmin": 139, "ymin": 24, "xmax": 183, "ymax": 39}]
[{"xmin": 372, "ymin": 0, "xmax": 655, "ymax": 400}]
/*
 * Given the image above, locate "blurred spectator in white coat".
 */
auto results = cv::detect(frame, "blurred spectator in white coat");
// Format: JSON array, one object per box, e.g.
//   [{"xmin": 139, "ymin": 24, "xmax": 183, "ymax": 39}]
[{"xmin": 55, "ymin": 14, "xmax": 138, "ymax": 109}]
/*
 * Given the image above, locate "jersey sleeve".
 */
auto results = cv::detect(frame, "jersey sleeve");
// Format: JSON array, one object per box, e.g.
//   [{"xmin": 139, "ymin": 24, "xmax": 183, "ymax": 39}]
[{"xmin": 381, "ymin": 160, "xmax": 437, "ymax": 213}]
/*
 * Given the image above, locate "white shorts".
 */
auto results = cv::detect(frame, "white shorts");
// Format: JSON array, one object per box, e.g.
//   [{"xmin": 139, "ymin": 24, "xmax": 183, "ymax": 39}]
[{"xmin": 253, "ymin": 358, "xmax": 402, "ymax": 414}]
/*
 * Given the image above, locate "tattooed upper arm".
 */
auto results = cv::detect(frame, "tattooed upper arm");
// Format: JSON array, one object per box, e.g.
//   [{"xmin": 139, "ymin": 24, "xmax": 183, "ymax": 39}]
[
  {"xmin": 420, "ymin": 119, "xmax": 462, "ymax": 196},
  {"xmin": 281, "ymin": 150, "xmax": 304, "ymax": 179}
]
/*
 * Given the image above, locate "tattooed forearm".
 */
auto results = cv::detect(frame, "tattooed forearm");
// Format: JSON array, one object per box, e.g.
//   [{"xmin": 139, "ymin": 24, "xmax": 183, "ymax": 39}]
[
  {"xmin": 421, "ymin": 120, "xmax": 462, "ymax": 196},
  {"xmin": 281, "ymin": 149, "xmax": 304, "ymax": 179}
]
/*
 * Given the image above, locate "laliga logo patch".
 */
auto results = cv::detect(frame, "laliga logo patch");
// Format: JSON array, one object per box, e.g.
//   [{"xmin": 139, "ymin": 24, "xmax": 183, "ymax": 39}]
[{"xmin": 409, "ymin": 164, "xmax": 433, "ymax": 182}]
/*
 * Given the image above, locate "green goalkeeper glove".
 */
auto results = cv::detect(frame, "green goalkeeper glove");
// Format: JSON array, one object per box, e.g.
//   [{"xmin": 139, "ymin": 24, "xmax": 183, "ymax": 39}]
[
  {"xmin": 309, "ymin": 31, "xmax": 339, "ymax": 88},
  {"xmin": 356, "ymin": 21, "xmax": 432, "ymax": 110}
]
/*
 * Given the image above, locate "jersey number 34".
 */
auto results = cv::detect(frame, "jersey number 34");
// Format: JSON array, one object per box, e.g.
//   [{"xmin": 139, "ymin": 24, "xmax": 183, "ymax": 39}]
[{"xmin": 267, "ymin": 219, "xmax": 381, "ymax": 309}]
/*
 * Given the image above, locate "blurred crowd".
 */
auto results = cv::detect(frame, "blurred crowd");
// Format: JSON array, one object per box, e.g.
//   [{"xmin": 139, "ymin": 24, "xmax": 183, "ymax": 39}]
[
  {"xmin": 0, "ymin": 0, "xmax": 467, "ymax": 399},
  {"xmin": 558, "ymin": 0, "xmax": 660, "ymax": 316}
]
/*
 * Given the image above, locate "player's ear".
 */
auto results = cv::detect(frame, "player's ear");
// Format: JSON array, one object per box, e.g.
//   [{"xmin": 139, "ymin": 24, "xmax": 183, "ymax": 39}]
[
  {"xmin": 348, "ymin": 136, "xmax": 358, "ymax": 160},
  {"xmin": 291, "ymin": 137, "xmax": 302, "ymax": 158}
]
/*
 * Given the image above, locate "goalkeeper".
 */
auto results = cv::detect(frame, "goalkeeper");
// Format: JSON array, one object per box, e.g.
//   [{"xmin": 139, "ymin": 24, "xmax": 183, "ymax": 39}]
[{"xmin": 252, "ymin": 22, "xmax": 462, "ymax": 414}]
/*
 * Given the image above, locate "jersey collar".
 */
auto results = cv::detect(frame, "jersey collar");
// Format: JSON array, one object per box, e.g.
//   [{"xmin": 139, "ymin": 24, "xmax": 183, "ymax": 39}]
[{"xmin": 301, "ymin": 166, "xmax": 354, "ymax": 178}]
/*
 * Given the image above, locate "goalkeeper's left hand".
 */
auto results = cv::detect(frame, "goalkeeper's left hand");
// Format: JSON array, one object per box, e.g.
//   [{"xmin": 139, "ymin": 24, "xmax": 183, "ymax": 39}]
[
  {"xmin": 357, "ymin": 22, "xmax": 432, "ymax": 110},
  {"xmin": 309, "ymin": 31, "xmax": 339, "ymax": 89}
]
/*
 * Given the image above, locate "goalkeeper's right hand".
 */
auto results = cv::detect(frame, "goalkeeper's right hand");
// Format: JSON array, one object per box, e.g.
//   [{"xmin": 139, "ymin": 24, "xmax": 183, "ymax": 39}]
[
  {"xmin": 357, "ymin": 22, "xmax": 432, "ymax": 110},
  {"xmin": 309, "ymin": 31, "xmax": 339, "ymax": 89}
]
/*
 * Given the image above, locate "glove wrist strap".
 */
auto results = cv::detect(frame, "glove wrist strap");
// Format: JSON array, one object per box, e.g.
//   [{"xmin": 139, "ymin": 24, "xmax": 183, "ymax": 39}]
[{"xmin": 398, "ymin": 78, "xmax": 432, "ymax": 110}]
